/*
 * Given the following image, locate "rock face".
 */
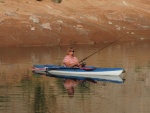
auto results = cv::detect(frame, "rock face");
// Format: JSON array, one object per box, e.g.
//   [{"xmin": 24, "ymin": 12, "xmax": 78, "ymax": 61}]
[{"xmin": 0, "ymin": 0, "xmax": 150, "ymax": 47}]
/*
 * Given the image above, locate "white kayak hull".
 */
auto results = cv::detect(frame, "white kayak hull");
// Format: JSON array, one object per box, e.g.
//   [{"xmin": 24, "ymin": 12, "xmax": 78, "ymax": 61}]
[
  {"xmin": 48, "ymin": 70, "xmax": 124, "ymax": 83},
  {"xmin": 48, "ymin": 69, "xmax": 123, "ymax": 76}
]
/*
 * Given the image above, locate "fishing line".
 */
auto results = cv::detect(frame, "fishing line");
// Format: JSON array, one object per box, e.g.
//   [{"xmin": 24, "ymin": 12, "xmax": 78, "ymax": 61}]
[{"xmin": 79, "ymin": 34, "xmax": 129, "ymax": 63}]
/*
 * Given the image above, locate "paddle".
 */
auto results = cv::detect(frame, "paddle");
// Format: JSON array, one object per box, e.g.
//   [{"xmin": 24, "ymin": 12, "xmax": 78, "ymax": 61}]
[{"xmin": 79, "ymin": 34, "xmax": 128, "ymax": 63}]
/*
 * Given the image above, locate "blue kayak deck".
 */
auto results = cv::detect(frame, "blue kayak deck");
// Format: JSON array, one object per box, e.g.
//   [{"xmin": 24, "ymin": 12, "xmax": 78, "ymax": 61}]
[{"xmin": 33, "ymin": 64, "xmax": 123, "ymax": 71}]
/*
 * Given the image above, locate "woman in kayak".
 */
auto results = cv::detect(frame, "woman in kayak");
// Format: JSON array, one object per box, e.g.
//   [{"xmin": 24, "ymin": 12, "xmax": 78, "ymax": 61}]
[{"xmin": 63, "ymin": 47, "xmax": 80, "ymax": 67}]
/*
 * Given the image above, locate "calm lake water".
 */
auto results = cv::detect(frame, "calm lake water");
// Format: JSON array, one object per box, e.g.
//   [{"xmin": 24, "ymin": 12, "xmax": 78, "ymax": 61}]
[{"xmin": 0, "ymin": 40, "xmax": 150, "ymax": 113}]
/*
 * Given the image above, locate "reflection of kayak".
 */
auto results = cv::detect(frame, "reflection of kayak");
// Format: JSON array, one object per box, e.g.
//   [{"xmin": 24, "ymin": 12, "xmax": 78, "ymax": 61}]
[{"xmin": 32, "ymin": 64, "xmax": 125, "ymax": 83}]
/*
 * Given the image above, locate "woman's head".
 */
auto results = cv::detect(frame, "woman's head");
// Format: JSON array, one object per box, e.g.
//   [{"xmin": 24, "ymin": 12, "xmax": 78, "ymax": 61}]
[{"xmin": 67, "ymin": 47, "xmax": 75, "ymax": 56}]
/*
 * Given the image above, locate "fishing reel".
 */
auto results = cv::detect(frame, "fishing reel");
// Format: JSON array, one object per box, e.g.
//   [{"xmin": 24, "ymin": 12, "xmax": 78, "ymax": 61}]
[{"xmin": 80, "ymin": 62, "xmax": 86, "ymax": 67}]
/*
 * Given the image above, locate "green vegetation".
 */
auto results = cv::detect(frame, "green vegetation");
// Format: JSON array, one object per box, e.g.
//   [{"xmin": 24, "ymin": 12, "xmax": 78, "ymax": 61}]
[
  {"xmin": 147, "ymin": 61, "xmax": 150, "ymax": 69},
  {"xmin": 0, "ymin": 0, "xmax": 5, "ymax": 3},
  {"xmin": 135, "ymin": 65, "xmax": 142, "ymax": 73},
  {"xmin": 52, "ymin": 0, "xmax": 62, "ymax": 3},
  {"xmin": 36, "ymin": 0, "xmax": 62, "ymax": 3}
]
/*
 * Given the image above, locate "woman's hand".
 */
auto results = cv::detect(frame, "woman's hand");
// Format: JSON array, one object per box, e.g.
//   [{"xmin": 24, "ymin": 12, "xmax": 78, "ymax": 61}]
[
  {"xmin": 79, "ymin": 62, "xmax": 86, "ymax": 67},
  {"xmin": 72, "ymin": 63, "xmax": 80, "ymax": 67},
  {"xmin": 64, "ymin": 62, "xmax": 79, "ymax": 67},
  {"xmin": 72, "ymin": 62, "xmax": 86, "ymax": 68}
]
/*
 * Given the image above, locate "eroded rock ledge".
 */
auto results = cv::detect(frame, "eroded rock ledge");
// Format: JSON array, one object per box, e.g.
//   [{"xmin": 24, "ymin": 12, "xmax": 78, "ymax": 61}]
[{"xmin": 0, "ymin": 0, "xmax": 150, "ymax": 47}]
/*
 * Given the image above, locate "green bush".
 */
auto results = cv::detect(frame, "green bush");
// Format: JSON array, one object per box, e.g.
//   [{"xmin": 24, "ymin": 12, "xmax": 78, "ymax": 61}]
[{"xmin": 52, "ymin": 0, "xmax": 62, "ymax": 3}]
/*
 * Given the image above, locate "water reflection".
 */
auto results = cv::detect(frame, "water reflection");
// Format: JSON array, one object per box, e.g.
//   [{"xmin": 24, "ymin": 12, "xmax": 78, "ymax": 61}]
[
  {"xmin": 34, "ymin": 83, "xmax": 46, "ymax": 113},
  {"xmin": 64, "ymin": 78, "xmax": 99, "ymax": 97},
  {"xmin": 63, "ymin": 79, "xmax": 83, "ymax": 96},
  {"xmin": 0, "ymin": 41, "xmax": 150, "ymax": 113},
  {"xmin": 33, "ymin": 72, "xmax": 97, "ymax": 97}
]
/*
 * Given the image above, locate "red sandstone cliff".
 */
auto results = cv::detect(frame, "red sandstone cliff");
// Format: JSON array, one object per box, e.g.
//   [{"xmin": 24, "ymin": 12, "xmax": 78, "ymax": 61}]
[{"xmin": 0, "ymin": 0, "xmax": 150, "ymax": 47}]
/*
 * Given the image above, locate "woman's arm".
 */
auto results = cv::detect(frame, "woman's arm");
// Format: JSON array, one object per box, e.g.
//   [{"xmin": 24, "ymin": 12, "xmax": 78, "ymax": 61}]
[{"xmin": 64, "ymin": 62, "xmax": 79, "ymax": 67}]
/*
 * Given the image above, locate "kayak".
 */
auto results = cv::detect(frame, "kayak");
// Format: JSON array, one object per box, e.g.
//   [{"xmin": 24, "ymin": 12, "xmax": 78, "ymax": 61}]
[{"xmin": 32, "ymin": 64, "xmax": 125, "ymax": 83}]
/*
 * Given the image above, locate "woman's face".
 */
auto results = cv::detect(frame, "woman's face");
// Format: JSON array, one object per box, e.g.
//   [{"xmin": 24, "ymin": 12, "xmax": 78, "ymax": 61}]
[{"xmin": 69, "ymin": 50, "xmax": 74, "ymax": 56}]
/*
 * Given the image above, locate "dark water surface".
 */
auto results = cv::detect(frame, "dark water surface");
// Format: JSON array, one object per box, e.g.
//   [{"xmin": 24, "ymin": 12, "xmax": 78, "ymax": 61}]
[{"xmin": 0, "ymin": 40, "xmax": 150, "ymax": 113}]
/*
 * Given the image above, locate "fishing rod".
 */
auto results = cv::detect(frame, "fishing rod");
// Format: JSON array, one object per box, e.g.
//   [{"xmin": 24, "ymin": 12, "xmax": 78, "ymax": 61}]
[{"xmin": 79, "ymin": 34, "xmax": 128, "ymax": 63}]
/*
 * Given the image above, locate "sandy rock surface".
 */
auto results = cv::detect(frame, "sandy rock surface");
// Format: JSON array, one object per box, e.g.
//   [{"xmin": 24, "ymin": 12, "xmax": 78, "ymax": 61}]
[{"xmin": 0, "ymin": 0, "xmax": 150, "ymax": 47}]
